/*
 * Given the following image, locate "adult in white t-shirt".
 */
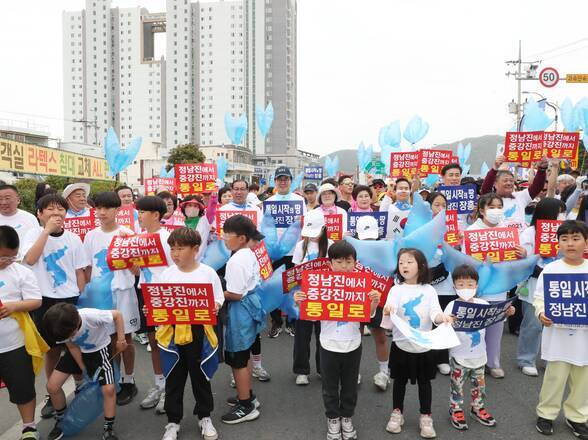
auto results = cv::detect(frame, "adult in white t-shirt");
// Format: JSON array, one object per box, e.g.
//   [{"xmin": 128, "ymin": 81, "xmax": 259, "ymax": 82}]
[
  {"xmin": 0, "ymin": 184, "xmax": 38, "ymax": 245},
  {"xmin": 218, "ymin": 180, "xmax": 263, "ymax": 228}
]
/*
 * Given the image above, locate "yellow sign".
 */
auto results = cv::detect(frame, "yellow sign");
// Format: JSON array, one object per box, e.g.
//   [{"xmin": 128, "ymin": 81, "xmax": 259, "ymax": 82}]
[
  {"xmin": 566, "ymin": 74, "xmax": 588, "ymax": 83},
  {"xmin": 0, "ymin": 138, "xmax": 111, "ymax": 180}
]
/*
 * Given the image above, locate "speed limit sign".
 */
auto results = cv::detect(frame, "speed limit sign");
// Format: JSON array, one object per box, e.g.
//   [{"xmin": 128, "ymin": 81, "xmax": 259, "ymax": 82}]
[{"xmin": 539, "ymin": 67, "xmax": 560, "ymax": 88}]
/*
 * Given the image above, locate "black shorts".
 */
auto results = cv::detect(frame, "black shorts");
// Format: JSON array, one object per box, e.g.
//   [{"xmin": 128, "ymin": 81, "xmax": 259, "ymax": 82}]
[
  {"xmin": 33, "ymin": 296, "xmax": 78, "ymax": 347},
  {"xmin": 56, "ymin": 345, "xmax": 115, "ymax": 386},
  {"xmin": 224, "ymin": 340, "xmax": 255, "ymax": 369},
  {"xmin": 0, "ymin": 346, "xmax": 36, "ymax": 404},
  {"xmin": 368, "ymin": 306, "xmax": 384, "ymax": 329}
]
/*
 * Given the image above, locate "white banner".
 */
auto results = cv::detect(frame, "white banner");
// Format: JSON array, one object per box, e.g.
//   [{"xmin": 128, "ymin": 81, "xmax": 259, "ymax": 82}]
[{"xmin": 381, "ymin": 314, "xmax": 460, "ymax": 350}]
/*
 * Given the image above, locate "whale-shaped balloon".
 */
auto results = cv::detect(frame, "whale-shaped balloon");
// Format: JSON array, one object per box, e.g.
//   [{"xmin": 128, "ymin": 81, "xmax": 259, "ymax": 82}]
[
  {"xmin": 378, "ymin": 121, "xmax": 401, "ymax": 148},
  {"xmin": 104, "ymin": 127, "xmax": 142, "ymax": 176},
  {"xmin": 522, "ymin": 99, "xmax": 553, "ymax": 132},
  {"xmin": 224, "ymin": 112, "xmax": 248, "ymax": 144},
  {"xmin": 403, "ymin": 115, "xmax": 429, "ymax": 145},
  {"xmin": 256, "ymin": 102, "xmax": 274, "ymax": 138},
  {"xmin": 201, "ymin": 238, "xmax": 231, "ymax": 271},
  {"xmin": 77, "ymin": 273, "xmax": 114, "ymax": 310}
]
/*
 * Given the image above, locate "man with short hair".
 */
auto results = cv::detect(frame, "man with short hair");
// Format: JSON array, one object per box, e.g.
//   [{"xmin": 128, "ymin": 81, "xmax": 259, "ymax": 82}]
[
  {"xmin": 219, "ymin": 180, "xmax": 262, "ymax": 225},
  {"xmin": 338, "ymin": 175, "xmax": 354, "ymax": 207},
  {"xmin": 62, "ymin": 183, "xmax": 91, "ymax": 218},
  {"xmin": 440, "ymin": 163, "xmax": 463, "ymax": 187},
  {"xmin": 303, "ymin": 183, "xmax": 319, "ymax": 209},
  {"xmin": 0, "ymin": 184, "xmax": 39, "ymax": 244},
  {"xmin": 115, "ymin": 185, "xmax": 134, "ymax": 206},
  {"xmin": 556, "ymin": 174, "xmax": 575, "ymax": 198}
]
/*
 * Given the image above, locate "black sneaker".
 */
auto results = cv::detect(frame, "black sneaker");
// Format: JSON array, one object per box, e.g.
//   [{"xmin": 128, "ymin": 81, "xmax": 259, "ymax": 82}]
[
  {"xmin": 268, "ymin": 324, "xmax": 282, "ymax": 338},
  {"xmin": 102, "ymin": 426, "xmax": 119, "ymax": 440},
  {"xmin": 536, "ymin": 417, "xmax": 554, "ymax": 435},
  {"xmin": 221, "ymin": 402, "xmax": 260, "ymax": 424},
  {"xmin": 226, "ymin": 395, "xmax": 261, "ymax": 409},
  {"xmin": 41, "ymin": 396, "xmax": 55, "ymax": 419},
  {"xmin": 47, "ymin": 422, "xmax": 63, "ymax": 440},
  {"xmin": 566, "ymin": 419, "xmax": 588, "ymax": 440},
  {"xmin": 116, "ymin": 382, "xmax": 138, "ymax": 406}
]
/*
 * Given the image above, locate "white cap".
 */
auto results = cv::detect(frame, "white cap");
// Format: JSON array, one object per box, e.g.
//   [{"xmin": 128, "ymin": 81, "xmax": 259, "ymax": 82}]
[
  {"xmin": 356, "ymin": 215, "xmax": 379, "ymax": 240},
  {"xmin": 317, "ymin": 183, "xmax": 340, "ymax": 202},
  {"xmin": 301, "ymin": 208, "xmax": 326, "ymax": 238},
  {"xmin": 62, "ymin": 183, "xmax": 90, "ymax": 200}
]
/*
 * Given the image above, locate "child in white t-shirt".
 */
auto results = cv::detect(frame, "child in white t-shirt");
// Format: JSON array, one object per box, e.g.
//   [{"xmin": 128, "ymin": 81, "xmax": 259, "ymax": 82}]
[
  {"xmin": 534, "ymin": 220, "xmax": 588, "ymax": 438},
  {"xmin": 84, "ymin": 191, "xmax": 139, "ymax": 405},
  {"xmin": 445, "ymin": 264, "xmax": 514, "ymax": 431},
  {"xmin": 0, "ymin": 225, "xmax": 43, "ymax": 439}
]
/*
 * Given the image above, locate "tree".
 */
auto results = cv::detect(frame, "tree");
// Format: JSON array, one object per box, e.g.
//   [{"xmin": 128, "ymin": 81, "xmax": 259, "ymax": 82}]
[
  {"xmin": 13, "ymin": 178, "xmax": 38, "ymax": 214},
  {"xmin": 45, "ymin": 176, "xmax": 70, "ymax": 192},
  {"xmin": 166, "ymin": 144, "xmax": 206, "ymax": 170}
]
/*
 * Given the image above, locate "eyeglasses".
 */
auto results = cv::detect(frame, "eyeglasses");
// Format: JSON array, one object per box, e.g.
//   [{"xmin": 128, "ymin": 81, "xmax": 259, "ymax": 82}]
[{"xmin": 342, "ymin": 180, "xmax": 354, "ymax": 185}]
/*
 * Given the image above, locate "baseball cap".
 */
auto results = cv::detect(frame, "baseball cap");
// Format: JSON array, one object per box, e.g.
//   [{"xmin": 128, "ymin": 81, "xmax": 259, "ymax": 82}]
[
  {"xmin": 371, "ymin": 179, "xmax": 385, "ymax": 188},
  {"xmin": 251, "ymin": 230, "xmax": 265, "ymax": 241},
  {"xmin": 301, "ymin": 208, "xmax": 325, "ymax": 238},
  {"xmin": 356, "ymin": 215, "xmax": 379, "ymax": 240},
  {"xmin": 303, "ymin": 183, "xmax": 318, "ymax": 192},
  {"xmin": 274, "ymin": 166, "xmax": 292, "ymax": 179}
]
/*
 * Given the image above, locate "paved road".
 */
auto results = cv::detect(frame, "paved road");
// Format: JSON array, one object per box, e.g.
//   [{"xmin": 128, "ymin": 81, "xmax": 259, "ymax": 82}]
[{"xmin": 0, "ymin": 327, "xmax": 578, "ymax": 440}]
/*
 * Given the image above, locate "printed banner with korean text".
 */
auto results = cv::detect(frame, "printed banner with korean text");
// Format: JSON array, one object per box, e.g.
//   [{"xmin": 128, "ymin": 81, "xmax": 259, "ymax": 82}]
[
  {"xmin": 263, "ymin": 200, "xmax": 304, "ymax": 228},
  {"xmin": 304, "ymin": 166, "xmax": 323, "ymax": 180},
  {"xmin": 437, "ymin": 185, "xmax": 478, "ymax": 214},
  {"xmin": 107, "ymin": 233, "xmax": 168, "ymax": 270},
  {"xmin": 145, "ymin": 177, "xmax": 176, "ymax": 195},
  {"xmin": 451, "ymin": 298, "xmax": 516, "ymax": 332},
  {"xmin": 175, "ymin": 163, "xmax": 217, "ymax": 196},
  {"xmin": 535, "ymin": 220, "xmax": 562, "ymax": 258},
  {"xmin": 215, "ymin": 210, "xmax": 258, "ymax": 238},
  {"xmin": 281, "ymin": 258, "xmax": 330, "ymax": 292},
  {"xmin": 390, "ymin": 151, "xmax": 419, "ymax": 178},
  {"xmin": 463, "ymin": 227, "xmax": 520, "ymax": 262},
  {"xmin": 417, "ymin": 149, "xmax": 454, "ymax": 177},
  {"xmin": 543, "ymin": 273, "xmax": 588, "ymax": 327},
  {"xmin": 252, "ymin": 242, "xmax": 273, "ymax": 281}
]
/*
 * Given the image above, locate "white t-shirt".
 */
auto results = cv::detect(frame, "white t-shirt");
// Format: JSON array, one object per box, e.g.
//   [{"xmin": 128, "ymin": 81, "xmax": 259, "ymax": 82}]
[
  {"xmin": 319, "ymin": 320, "xmax": 362, "ymax": 353},
  {"xmin": 138, "ymin": 228, "xmax": 172, "ymax": 286},
  {"xmin": 84, "ymin": 226, "xmax": 136, "ymax": 291},
  {"xmin": 292, "ymin": 239, "xmax": 334, "ymax": 265},
  {"xmin": 533, "ymin": 259, "xmax": 588, "ymax": 366},
  {"xmin": 66, "ymin": 207, "xmax": 91, "ymax": 219},
  {"xmin": 444, "ymin": 298, "xmax": 488, "ymax": 368},
  {"xmin": 501, "ymin": 190, "xmax": 532, "ymax": 230},
  {"xmin": 265, "ymin": 192, "xmax": 307, "ymax": 256},
  {"xmin": 68, "ymin": 308, "xmax": 115, "ymax": 353},
  {"xmin": 225, "ymin": 248, "xmax": 260, "ymax": 296},
  {"xmin": 0, "ymin": 264, "xmax": 42, "ymax": 353},
  {"xmin": 246, "ymin": 192, "xmax": 262, "ymax": 207},
  {"xmin": 0, "ymin": 209, "xmax": 39, "ymax": 246},
  {"xmin": 21, "ymin": 227, "xmax": 89, "ymax": 299},
  {"xmin": 159, "ymin": 263, "xmax": 225, "ymax": 307},
  {"xmin": 384, "ymin": 283, "xmax": 442, "ymax": 353}
]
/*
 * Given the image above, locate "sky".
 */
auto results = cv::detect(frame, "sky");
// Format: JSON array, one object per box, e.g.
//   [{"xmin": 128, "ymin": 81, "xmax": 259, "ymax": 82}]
[{"xmin": 1, "ymin": 0, "xmax": 587, "ymax": 156}]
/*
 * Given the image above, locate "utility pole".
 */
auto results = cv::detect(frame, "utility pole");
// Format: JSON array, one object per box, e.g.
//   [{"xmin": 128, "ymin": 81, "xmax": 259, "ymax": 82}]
[{"xmin": 73, "ymin": 116, "xmax": 100, "ymax": 147}]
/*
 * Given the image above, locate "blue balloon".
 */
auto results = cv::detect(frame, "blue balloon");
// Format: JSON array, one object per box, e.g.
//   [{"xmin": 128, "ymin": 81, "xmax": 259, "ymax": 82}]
[
  {"xmin": 260, "ymin": 211, "xmax": 279, "ymax": 259},
  {"xmin": 463, "ymin": 143, "xmax": 472, "ymax": 163},
  {"xmin": 378, "ymin": 121, "xmax": 401, "ymax": 148},
  {"xmin": 77, "ymin": 273, "xmax": 114, "ymax": 310},
  {"xmin": 224, "ymin": 112, "xmax": 248, "ymax": 145},
  {"xmin": 400, "ymin": 208, "xmax": 446, "ymax": 263},
  {"xmin": 461, "ymin": 163, "xmax": 471, "ymax": 176},
  {"xmin": 256, "ymin": 266, "xmax": 287, "ymax": 313},
  {"xmin": 380, "ymin": 145, "xmax": 397, "ymax": 176},
  {"xmin": 280, "ymin": 290, "xmax": 300, "ymax": 320},
  {"xmin": 277, "ymin": 220, "xmax": 302, "ymax": 257},
  {"xmin": 325, "ymin": 155, "xmax": 340, "ymax": 177},
  {"xmin": 216, "ymin": 156, "xmax": 229, "ymax": 182},
  {"xmin": 423, "ymin": 173, "xmax": 440, "ymax": 187},
  {"xmin": 561, "ymin": 98, "xmax": 580, "ymax": 132},
  {"xmin": 403, "ymin": 193, "xmax": 432, "ymax": 236},
  {"xmin": 255, "ymin": 102, "xmax": 274, "ymax": 138},
  {"xmin": 159, "ymin": 165, "xmax": 175, "ymax": 178},
  {"xmin": 290, "ymin": 172, "xmax": 304, "ymax": 193},
  {"xmin": 201, "ymin": 238, "xmax": 231, "ymax": 271},
  {"xmin": 345, "ymin": 236, "xmax": 397, "ymax": 276},
  {"xmin": 269, "ymin": 174, "xmax": 275, "ymax": 187},
  {"xmin": 103, "ymin": 127, "xmax": 142, "ymax": 176},
  {"xmin": 480, "ymin": 161, "xmax": 490, "ymax": 177},
  {"xmin": 403, "ymin": 116, "xmax": 429, "ymax": 145},
  {"xmin": 522, "ymin": 99, "xmax": 553, "ymax": 132}
]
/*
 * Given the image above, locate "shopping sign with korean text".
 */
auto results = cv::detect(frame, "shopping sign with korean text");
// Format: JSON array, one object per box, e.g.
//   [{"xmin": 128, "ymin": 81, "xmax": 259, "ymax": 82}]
[
  {"xmin": 114, "ymin": 205, "xmax": 135, "ymax": 231},
  {"xmin": 504, "ymin": 131, "xmax": 580, "ymax": 167},
  {"xmin": 215, "ymin": 210, "xmax": 258, "ymax": 238},
  {"xmin": 347, "ymin": 212, "xmax": 388, "ymax": 238},
  {"xmin": 106, "ymin": 233, "xmax": 168, "ymax": 270},
  {"xmin": 444, "ymin": 210, "xmax": 459, "ymax": 246},
  {"xmin": 535, "ymin": 220, "xmax": 562, "ymax": 258},
  {"xmin": 451, "ymin": 298, "xmax": 516, "ymax": 332},
  {"xmin": 300, "ymin": 271, "xmax": 373, "ymax": 322},
  {"xmin": 175, "ymin": 163, "xmax": 217, "ymax": 196},
  {"xmin": 390, "ymin": 151, "xmax": 419, "ymax": 178},
  {"xmin": 263, "ymin": 200, "xmax": 304, "ymax": 228},
  {"xmin": 437, "ymin": 185, "xmax": 478, "ymax": 214},
  {"xmin": 463, "ymin": 227, "xmax": 520, "ymax": 262},
  {"xmin": 417, "ymin": 149, "xmax": 454, "ymax": 177},
  {"xmin": 141, "ymin": 283, "xmax": 216, "ymax": 326},
  {"xmin": 252, "ymin": 242, "xmax": 273, "ymax": 281},
  {"xmin": 355, "ymin": 262, "xmax": 393, "ymax": 307},
  {"xmin": 543, "ymin": 273, "xmax": 588, "ymax": 327},
  {"xmin": 282, "ymin": 258, "xmax": 330, "ymax": 292},
  {"xmin": 145, "ymin": 177, "xmax": 176, "ymax": 195},
  {"xmin": 304, "ymin": 166, "xmax": 323, "ymax": 180},
  {"xmin": 63, "ymin": 213, "xmax": 98, "ymax": 241}
]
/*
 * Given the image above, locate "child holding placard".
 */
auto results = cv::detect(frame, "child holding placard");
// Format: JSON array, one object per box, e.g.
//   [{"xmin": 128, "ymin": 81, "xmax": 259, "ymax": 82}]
[
  {"xmin": 382, "ymin": 248, "xmax": 453, "ymax": 438},
  {"xmin": 534, "ymin": 220, "xmax": 588, "ymax": 439}
]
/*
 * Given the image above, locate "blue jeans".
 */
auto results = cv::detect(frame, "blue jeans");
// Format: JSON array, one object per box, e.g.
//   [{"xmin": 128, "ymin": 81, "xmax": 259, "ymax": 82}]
[{"xmin": 516, "ymin": 301, "xmax": 542, "ymax": 368}]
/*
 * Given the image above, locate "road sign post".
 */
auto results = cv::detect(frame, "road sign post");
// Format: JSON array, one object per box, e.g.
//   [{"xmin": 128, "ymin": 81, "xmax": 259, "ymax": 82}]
[{"xmin": 539, "ymin": 67, "xmax": 560, "ymax": 88}]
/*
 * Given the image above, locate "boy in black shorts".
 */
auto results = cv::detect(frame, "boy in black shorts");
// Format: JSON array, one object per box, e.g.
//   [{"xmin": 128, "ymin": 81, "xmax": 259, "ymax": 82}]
[
  {"xmin": 43, "ymin": 303, "xmax": 127, "ymax": 440},
  {"xmin": 0, "ymin": 225, "xmax": 44, "ymax": 440}
]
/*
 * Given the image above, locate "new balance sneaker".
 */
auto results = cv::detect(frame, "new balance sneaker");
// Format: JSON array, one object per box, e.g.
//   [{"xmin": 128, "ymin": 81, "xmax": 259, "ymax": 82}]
[
  {"xmin": 470, "ymin": 407, "xmax": 496, "ymax": 427},
  {"xmin": 140, "ymin": 387, "xmax": 164, "ymax": 409},
  {"xmin": 373, "ymin": 371, "xmax": 390, "ymax": 391},
  {"xmin": 102, "ymin": 426, "xmax": 118, "ymax": 440},
  {"xmin": 199, "ymin": 417, "xmax": 219, "ymax": 440},
  {"xmin": 522, "ymin": 366, "xmax": 539, "ymax": 377},
  {"xmin": 20, "ymin": 428, "xmax": 39, "ymax": 440},
  {"xmin": 296, "ymin": 374, "xmax": 310, "ymax": 385},
  {"xmin": 285, "ymin": 325, "xmax": 296, "ymax": 336},
  {"xmin": 47, "ymin": 423, "xmax": 63, "ymax": 440},
  {"xmin": 419, "ymin": 414, "xmax": 436, "ymax": 438},
  {"xmin": 566, "ymin": 419, "xmax": 588, "ymax": 440},
  {"xmin": 450, "ymin": 410, "xmax": 468, "ymax": 430},
  {"xmin": 252, "ymin": 365, "xmax": 271, "ymax": 382},
  {"xmin": 341, "ymin": 417, "xmax": 357, "ymax": 440},
  {"xmin": 386, "ymin": 409, "xmax": 404, "ymax": 433},
  {"xmin": 40, "ymin": 396, "xmax": 55, "ymax": 419},
  {"xmin": 226, "ymin": 395, "xmax": 261, "ymax": 409},
  {"xmin": 116, "ymin": 382, "xmax": 138, "ymax": 406},
  {"xmin": 155, "ymin": 392, "xmax": 166, "ymax": 414},
  {"xmin": 327, "ymin": 418, "xmax": 342, "ymax": 440},
  {"xmin": 536, "ymin": 417, "xmax": 554, "ymax": 435},
  {"xmin": 161, "ymin": 423, "xmax": 180, "ymax": 440},
  {"xmin": 221, "ymin": 402, "xmax": 259, "ymax": 424},
  {"xmin": 268, "ymin": 324, "xmax": 282, "ymax": 338},
  {"xmin": 437, "ymin": 363, "xmax": 451, "ymax": 375}
]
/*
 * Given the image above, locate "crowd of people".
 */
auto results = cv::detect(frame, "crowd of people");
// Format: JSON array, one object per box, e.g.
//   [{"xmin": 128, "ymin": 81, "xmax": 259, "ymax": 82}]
[{"xmin": 0, "ymin": 155, "xmax": 587, "ymax": 440}]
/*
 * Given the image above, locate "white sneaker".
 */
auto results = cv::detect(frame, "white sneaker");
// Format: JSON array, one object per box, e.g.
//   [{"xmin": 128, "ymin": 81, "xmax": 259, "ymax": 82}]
[
  {"xmin": 357, "ymin": 373, "xmax": 361, "ymax": 385},
  {"xmin": 199, "ymin": 417, "xmax": 218, "ymax": 440},
  {"xmin": 140, "ymin": 387, "xmax": 164, "ymax": 409},
  {"xmin": 296, "ymin": 374, "xmax": 310, "ymax": 385},
  {"xmin": 341, "ymin": 417, "xmax": 357, "ymax": 440},
  {"xmin": 252, "ymin": 365, "xmax": 271, "ymax": 382},
  {"xmin": 386, "ymin": 409, "xmax": 404, "ymax": 433},
  {"xmin": 155, "ymin": 392, "xmax": 166, "ymax": 414},
  {"xmin": 437, "ymin": 363, "xmax": 451, "ymax": 375},
  {"xmin": 522, "ymin": 366, "xmax": 539, "ymax": 377},
  {"xmin": 362, "ymin": 326, "xmax": 371, "ymax": 336},
  {"xmin": 327, "ymin": 418, "xmax": 342, "ymax": 440},
  {"xmin": 147, "ymin": 343, "xmax": 152, "ymax": 352},
  {"xmin": 489, "ymin": 368, "xmax": 505, "ymax": 379},
  {"xmin": 230, "ymin": 373, "xmax": 236, "ymax": 388},
  {"xmin": 373, "ymin": 371, "xmax": 391, "ymax": 391},
  {"xmin": 162, "ymin": 423, "xmax": 180, "ymax": 440},
  {"xmin": 419, "ymin": 414, "xmax": 436, "ymax": 438}
]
